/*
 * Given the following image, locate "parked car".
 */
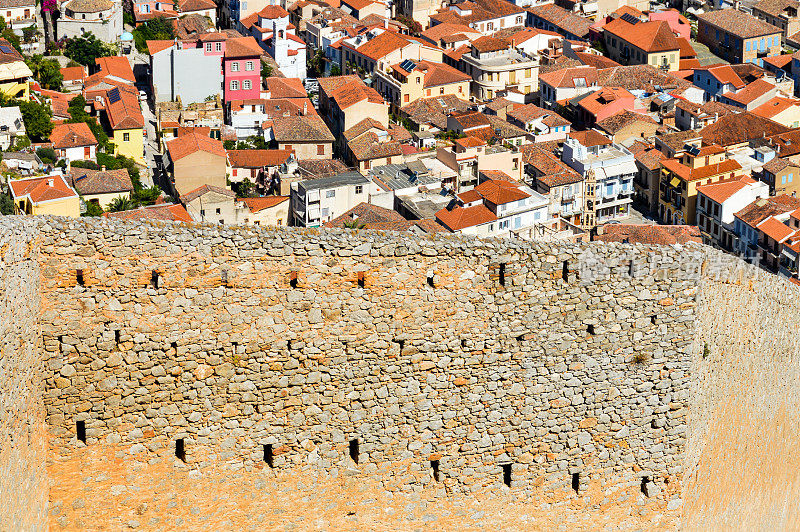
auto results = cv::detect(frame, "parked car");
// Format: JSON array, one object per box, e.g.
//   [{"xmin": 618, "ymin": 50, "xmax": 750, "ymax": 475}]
[{"xmin": 139, "ymin": 90, "xmax": 147, "ymax": 102}]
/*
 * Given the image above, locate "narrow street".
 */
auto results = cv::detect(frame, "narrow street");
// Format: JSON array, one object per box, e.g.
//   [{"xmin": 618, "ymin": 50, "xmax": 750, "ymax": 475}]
[{"xmin": 130, "ymin": 51, "xmax": 161, "ymax": 191}]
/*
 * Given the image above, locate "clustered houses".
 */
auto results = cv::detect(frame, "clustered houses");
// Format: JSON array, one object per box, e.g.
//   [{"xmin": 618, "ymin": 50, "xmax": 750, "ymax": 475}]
[{"xmin": 7, "ymin": 0, "xmax": 800, "ymax": 279}]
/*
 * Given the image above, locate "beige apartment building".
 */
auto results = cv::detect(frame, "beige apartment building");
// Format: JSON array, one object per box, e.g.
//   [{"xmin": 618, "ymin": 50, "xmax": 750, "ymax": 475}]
[{"xmin": 458, "ymin": 36, "xmax": 539, "ymax": 101}]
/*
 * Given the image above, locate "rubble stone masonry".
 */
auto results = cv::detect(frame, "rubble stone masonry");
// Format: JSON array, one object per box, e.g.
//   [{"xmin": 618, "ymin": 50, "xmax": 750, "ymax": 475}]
[
  {"xmin": 36, "ymin": 217, "xmax": 699, "ymax": 501},
  {"xmin": 2, "ymin": 215, "xmax": 798, "ymax": 529},
  {"xmin": 0, "ymin": 220, "xmax": 48, "ymax": 531}
]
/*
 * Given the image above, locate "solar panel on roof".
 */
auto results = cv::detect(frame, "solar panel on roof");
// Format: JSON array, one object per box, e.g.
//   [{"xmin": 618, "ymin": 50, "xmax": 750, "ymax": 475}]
[
  {"xmin": 400, "ymin": 59, "xmax": 416, "ymax": 72},
  {"xmin": 620, "ymin": 13, "xmax": 640, "ymax": 24},
  {"xmin": 0, "ymin": 45, "xmax": 13, "ymax": 53},
  {"xmin": 107, "ymin": 87, "xmax": 121, "ymax": 104}
]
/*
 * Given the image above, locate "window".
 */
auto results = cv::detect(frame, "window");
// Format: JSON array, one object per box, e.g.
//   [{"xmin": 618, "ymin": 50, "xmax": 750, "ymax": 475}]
[
  {"xmin": 123, "ymin": 132, "xmax": 130, "ymax": 142},
  {"xmin": 782, "ymin": 175, "xmax": 787, "ymax": 185},
  {"xmin": 277, "ymin": 219, "xmax": 282, "ymax": 225},
  {"xmin": 404, "ymin": 94, "xmax": 410, "ymax": 103},
  {"xmin": 245, "ymin": 60, "xmax": 254, "ymax": 71},
  {"xmin": 326, "ymin": 190, "xmax": 336, "ymax": 198},
  {"xmin": 216, "ymin": 208, "xmax": 221, "ymax": 214},
  {"xmin": 215, "ymin": 42, "xmax": 222, "ymax": 51},
  {"xmin": 487, "ymin": 22, "xmax": 493, "ymax": 30},
  {"xmin": 230, "ymin": 80, "xmax": 239, "ymax": 90},
  {"xmin": 789, "ymin": 173, "xmax": 794, "ymax": 183},
  {"xmin": 317, "ymin": 144, "xmax": 325, "ymax": 155},
  {"xmin": 200, "ymin": 209, "xmax": 205, "ymax": 216},
  {"xmin": 231, "ymin": 61, "xmax": 240, "ymax": 71},
  {"xmin": 243, "ymin": 80, "xmax": 251, "ymax": 90},
  {"xmin": 355, "ymin": 185, "xmax": 363, "ymax": 194},
  {"xmin": 205, "ymin": 42, "xmax": 211, "ymax": 52}
]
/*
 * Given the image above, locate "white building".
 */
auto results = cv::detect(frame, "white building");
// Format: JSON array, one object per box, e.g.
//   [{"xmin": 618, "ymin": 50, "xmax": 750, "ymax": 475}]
[
  {"xmin": 562, "ymin": 130, "xmax": 636, "ymax": 223},
  {"xmin": 290, "ymin": 171, "xmax": 392, "ymax": 227},
  {"xmin": 538, "ymin": 65, "xmax": 599, "ymax": 109},
  {"xmin": 0, "ymin": 106, "xmax": 25, "ymax": 150},
  {"xmin": 696, "ymin": 175, "xmax": 769, "ymax": 250},
  {"xmin": 435, "ymin": 175, "xmax": 549, "ymax": 237},
  {"xmin": 56, "ymin": 0, "xmax": 123, "ymax": 42},
  {"xmin": 242, "ymin": 5, "xmax": 307, "ymax": 79}
]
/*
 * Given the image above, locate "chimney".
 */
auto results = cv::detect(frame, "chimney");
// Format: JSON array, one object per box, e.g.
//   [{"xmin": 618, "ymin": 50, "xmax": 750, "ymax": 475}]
[
  {"xmin": 303, "ymin": 101, "xmax": 307, "ymax": 115},
  {"xmin": 47, "ymin": 178, "xmax": 54, "ymax": 187}
]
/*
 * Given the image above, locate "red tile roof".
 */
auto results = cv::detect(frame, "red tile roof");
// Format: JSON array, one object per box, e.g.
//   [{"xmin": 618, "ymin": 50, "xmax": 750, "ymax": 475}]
[
  {"xmin": 225, "ymin": 36, "xmax": 264, "ymax": 58},
  {"xmin": 264, "ymin": 77, "xmax": 306, "ymax": 98},
  {"xmin": 237, "ymin": 195, "xmax": 289, "ymax": 212},
  {"xmin": 353, "ymin": 31, "xmax": 409, "ymax": 60},
  {"xmin": 435, "ymin": 203, "xmax": 497, "ymax": 231},
  {"xmin": 146, "ymin": 39, "xmax": 175, "ymax": 55},
  {"xmin": 95, "ymin": 56, "xmax": 136, "ymax": 83},
  {"xmin": 458, "ymin": 179, "xmax": 530, "ymax": 205},
  {"xmin": 696, "ymin": 175, "xmax": 757, "ymax": 204},
  {"xmin": 167, "ymin": 131, "xmax": 226, "ymax": 161},
  {"xmin": 752, "ymin": 96, "xmax": 798, "ymax": 119},
  {"xmin": 50, "ymin": 122, "xmax": 97, "ymax": 149},
  {"xmin": 9, "ymin": 174, "xmax": 78, "ymax": 204},
  {"xmin": 593, "ymin": 224, "xmax": 702, "ymax": 244},
  {"xmin": 603, "ymin": 19, "xmax": 679, "ymax": 53},
  {"xmin": 60, "ymin": 66, "xmax": 85, "ymax": 82},
  {"xmin": 758, "ymin": 215, "xmax": 796, "ymax": 242},
  {"xmin": 227, "ymin": 149, "xmax": 292, "ymax": 168},
  {"xmin": 103, "ymin": 203, "xmax": 192, "ymax": 222}
]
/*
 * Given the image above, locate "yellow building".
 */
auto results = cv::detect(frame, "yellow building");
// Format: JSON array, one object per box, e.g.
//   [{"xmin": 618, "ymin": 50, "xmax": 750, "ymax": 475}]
[
  {"xmin": 0, "ymin": 38, "xmax": 31, "ymax": 100},
  {"xmin": 103, "ymin": 86, "xmax": 145, "ymax": 164},
  {"xmin": 374, "ymin": 59, "xmax": 471, "ymax": 111},
  {"xmin": 9, "ymin": 174, "xmax": 81, "ymax": 217},
  {"xmin": 603, "ymin": 17, "xmax": 681, "ymax": 72},
  {"xmin": 658, "ymin": 144, "xmax": 743, "ymax": 225}
]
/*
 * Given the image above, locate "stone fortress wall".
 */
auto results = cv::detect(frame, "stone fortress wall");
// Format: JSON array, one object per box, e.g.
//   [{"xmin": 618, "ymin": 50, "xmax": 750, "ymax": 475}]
[
  {"xmin": 1, "ymin": 216, "xmax": 799, "ymax": 529},
  {"xmin": 0, "ymin": 221, "xmax": 48, "ymax": 531}
]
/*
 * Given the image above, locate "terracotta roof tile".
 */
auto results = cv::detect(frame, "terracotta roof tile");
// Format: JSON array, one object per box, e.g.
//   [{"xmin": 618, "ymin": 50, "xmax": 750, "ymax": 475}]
[
  {"xmin": 734, "ymin": 195, "xmax": 800, "ymax": 226},
  {"xmin": 593, "ymin": 224, "xmax": 702, "ymax": 244},
  {"xmin": 325, "ymin": 202, "xmax": 406, "ymax": 227},
  {"xmin": 8, "ymin": 174, "xmax": 78, "ymax": 203},
  {"xmin": 237, "ymin": 195, "xmax": 289, "ymax": 212},
  {"xmin": 227, "ymin": 149, "xmax": 292, "ymax": 168},
  {"xmin": 352, "ymin": 31, "xmax": 409, "ymax": 61},
  {"xmin": 264, "ymin": 77, "xmax": 307, "ymax": 98},
  {"xmin": 272, "ymin": 115, "xmax": 335, "ymax": 142},
  {"xmin": 700, "ymin": 111, "xmax": 790, "ymax": 147},
  {"xmin": 167, "ymin": 131, "xmax": 226, "ymax": 161},
  {"xmin": 435, "ymin": 203, "xmax": 497, "ymax": 231},
  {"xmin": 68, "ymin": 167, "xmax": 133, "ymax": 195},
  {"xmin": 696, "ymin": 175, "xmax": 756, "ymax": 203},
  {"xmin": 603, "ymin": 19, "xmax": 679, "ymax": 53},
  {"xmin": 50, "ymin": 122, "xmax": 97, "ymax": 149},
  {"xmin": 180, "ymin": 184, "xmax": 236, "ymax": 203},
  {"xmin": 103, "ymin": 203, "xmax": 192, "ymax": 222},
  {"xmin": 698, "ymin": 9, "xmax": 781, "ymax": 38},
  {"xmin": 224, "ymin": 37, "xmax": 264, "ymax": 58}
]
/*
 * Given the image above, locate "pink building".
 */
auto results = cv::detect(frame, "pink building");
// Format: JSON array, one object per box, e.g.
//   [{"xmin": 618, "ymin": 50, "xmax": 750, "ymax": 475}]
[
  {"xmin": 223, "ymin": 37, "xmax": 263, "ymax": 102},
  {"xmin": 649, "ymin": 10, "xmax": 691, "ymax": 41}
]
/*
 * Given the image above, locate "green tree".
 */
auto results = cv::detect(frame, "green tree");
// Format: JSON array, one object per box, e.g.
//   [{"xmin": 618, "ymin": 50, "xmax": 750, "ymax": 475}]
[
  {"xmin": 13, "ymin": 99, "xmax": 53, "ymax": 141},
  {"xmin": 67, "ymin": 95, "xmax": 110, "ymax": 150},
  {"xmin": 36, "ymin": 147, "xmax": 57, "ymax": 164},
  {"xmin": 108, "ymin": 196, "xmax": 135, "ymax": 212},
  {"xmin": 132, "ymin": 16, "xmax": 175, "ymax": 53},
  {"xmin": 343, "ymin": 219, "xmax": 366, "ymax": 230},
  {"xmin": 232, "ymin": 178, "xmax": 256, "ymax": 198},
  {"xmin": 261, "ymin": 61, "xmax": 272, "ymax": 79},
  {"xmin": 26, "ymin": 55, "xmax": 63, "ymax": 91},
  {"xmin": 81, "ymin": 199, "xmax": 104, "ymax": 217},
  {"xmin": 0, "ymin": 17, "xmax": 22, "ymax": 52},
  {"xmin": 0, "ymin": 192, "xmax": 13, "ymax": 214},
  {"xmin": 329, "ymin": 64, "xmax": 341, "ymax": 76},
  {"xmin": 64, "ymin": 34, "xmax": 112, "ymax": 66}
]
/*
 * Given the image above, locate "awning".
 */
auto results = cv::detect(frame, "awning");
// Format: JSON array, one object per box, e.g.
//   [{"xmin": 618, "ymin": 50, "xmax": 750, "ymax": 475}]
[{"xmin": 670, "ymin": 177, "xmax": 681, "ymax": 188}]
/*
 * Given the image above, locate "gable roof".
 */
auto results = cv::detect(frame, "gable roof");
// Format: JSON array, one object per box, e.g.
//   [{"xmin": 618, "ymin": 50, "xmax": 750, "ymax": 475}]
[
  {"xmin": 700, "ymin": 111, "xmax": 790, "ymax": 146},
  {"xmin": 103, "ymin": 203, "xmax": 192, "ymax": 222},
  {"xmin": 264, "ymin": 77, "xmax": 307, "ymax": 98},
  {"xmin": 8, "ymin": 174, "xmax": 78, "ymax": 204},
  {"xmin": 272, "ymin": 115, "xmax": 335, "ymax": 142},
  {"xmin": 603, "ymin": 19, "xmax": 680, "ymax": 53},
  {"xmin": 698, "ymin": 9, "xmax": 782, "ymax": 38},
  {"xmin": 508, "ymin": 103, "xmax": 570, "ymax": 126},
  {"xmin": 435, "ymin": 203, "xmax": 497, "ymax": 231},
  {"xmin": 180, "ymin": 184, "xmax": 236, "ymax": 203},
  {"xmin": 696, "ymin": 175, "xmax": 757, "ymax": 204},
  {"xmin": 325, "ymin": 201, "xmax": 406, "ymax": 227},
  {"xmin": 457, "ymin": 178, "xmax": 530, "ymax": 205},
  {"xmin": 597, "ymin": 109, "xmax": 658, "ymax": 134},
  {"xmin": 237, "ymin": 195, "xmax": 289, "ymax": 212},
  {"xmin": 227, "ymin": 149, "xmax": 292, "ymax": 168},
  {"xmin": 224, "ymin": 36, "xmax": 264, "ymax": 58},
  {"xmin": 734, "ymin": 195, "xmax": 800, "ymax": 226},
  {"xmin": 167, "ymin": 131, "xmax": 226, "ymax": 161},
  {"xmin": 50, "ymin": 122, "xmax": 97, "ymax": 149},
  {"xmin": 68, "ymin": 167, "xmax": 133, "ymax": 195},
  {"xmin": 354, "ymin": 31, "xmax": 410, "ymax": 61}
]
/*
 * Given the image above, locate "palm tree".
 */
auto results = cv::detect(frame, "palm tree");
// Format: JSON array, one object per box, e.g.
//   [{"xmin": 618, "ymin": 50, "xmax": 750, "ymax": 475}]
[{"xmin": 108, "ymin": 196, "xmax": 135, "ymax": 212}]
